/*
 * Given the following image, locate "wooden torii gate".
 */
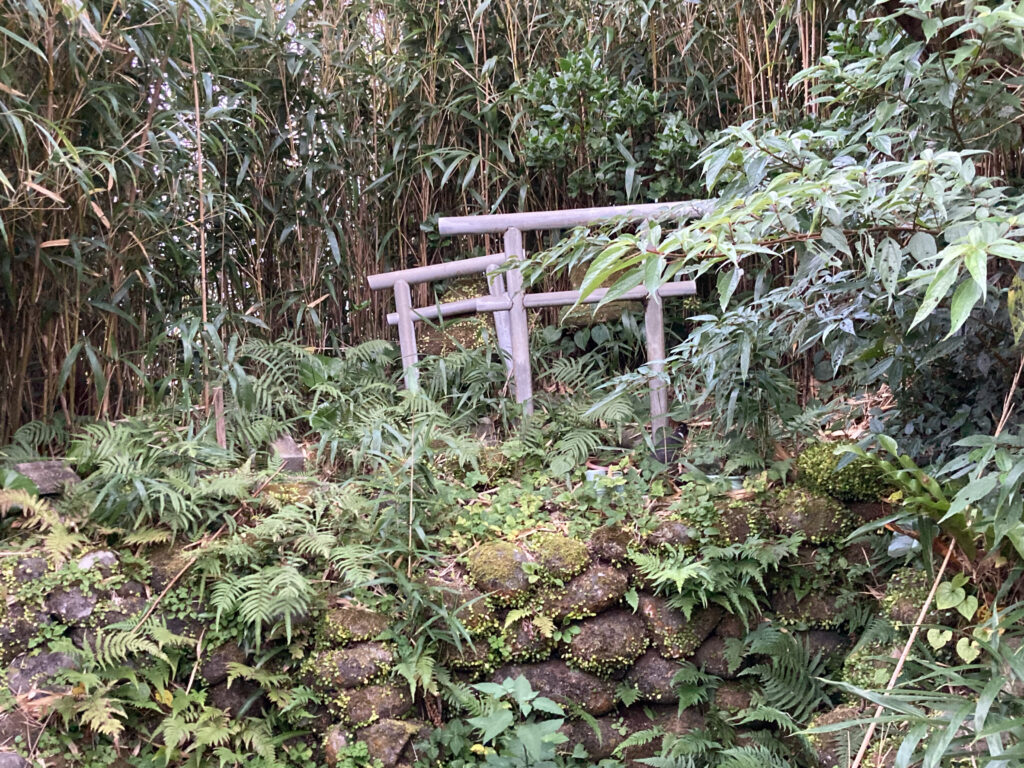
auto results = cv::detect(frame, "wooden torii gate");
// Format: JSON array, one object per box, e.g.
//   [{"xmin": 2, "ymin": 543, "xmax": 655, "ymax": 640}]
[{"xmin": 367, "ymin": 200, "xmax": 712, "ymax": 432}]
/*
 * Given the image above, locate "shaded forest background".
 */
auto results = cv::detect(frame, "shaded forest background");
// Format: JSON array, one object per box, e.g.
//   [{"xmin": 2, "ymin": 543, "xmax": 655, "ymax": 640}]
[{"xmin": 1, "ymin": 0, "xmax": 869, "ymax": 440}]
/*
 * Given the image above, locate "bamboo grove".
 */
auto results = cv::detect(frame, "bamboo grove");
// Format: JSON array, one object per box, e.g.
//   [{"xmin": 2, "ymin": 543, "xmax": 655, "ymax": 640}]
[{"xmin": 0, "ymin": 0, "xmax": 853, "ymax": 441}]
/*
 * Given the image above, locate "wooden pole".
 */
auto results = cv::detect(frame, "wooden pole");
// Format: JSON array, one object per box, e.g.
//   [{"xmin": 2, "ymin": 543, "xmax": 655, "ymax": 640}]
[
  {"xmin": 503, "ymin": 227, "xmax": 533, "ymax": 414},
  {"xmin": 486, "ymin": 264, "xmax": 514, "ymax": 375},
  {"xmin": 393, "ymin": 279, "xmax": 419, "ymax": 390},
  {"xmin": 645, "ymin": 293, "xmax": 669, "ymax": 436}
]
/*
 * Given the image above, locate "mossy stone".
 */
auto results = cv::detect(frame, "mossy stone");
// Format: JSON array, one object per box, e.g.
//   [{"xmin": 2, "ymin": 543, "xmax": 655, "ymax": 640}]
[
  {"xmin": 546, "ymin": 564, "xmax": 629, "ymax": 621},
  {"xmin": 355, "ymin": 719, "xmax": 429, "ymax": 768},
  {"xmin": 528, "ymin": 532, "xmax": 589, "ymax": 581},
  {"xmin": 587, "ymin": 524, "xmax": 633, "ymax": 563},
  {"xmin": 465, "ymin": 541, "xmax": 533, "ymax": 606},
  {"xmin": 692, "ymin": 636, "xmax": 737, "ymax": 678},
  {"xmin": 713, "ymin": 681, "xmax": 753, "ymax": 714},
  {"xmin": 625, "ymin": 651, "xmax": 685, "ymax": 702},
  {"xmin": 492, "ymin": 661, "xmax": 616, "ymax": 715},
  {"xmin": 313, "ymin": 642, "xmax": 393, "ymax": 689},
  {"xmin": 340, "ymin": 684, "xmax": 412, "ymax": 727},
  {"xmin": 639, "ymin": 594, "xmax": 722, "ymax": 660},
  {"xmin": 768, "ymin": 488, "xmax": 851, "ymax": 543},
  {"xmin": 795, "ymin": 441, "xmax": 887, "ymax": 502},
  {"xmin": 882, "ymin": 568, "xmax": 933, "ymax": 625},
  {"xmin": 771, "ymin": 590, "xmax": 843, "ymax": 628},
  {"xmin": 563, "ymin": 608, "xmax": 648, "ymax": 675},
  {"xmin": 503, "ymin": 616, "xmax": 555, "ymax": 663},
  {"xmin": 323, "ymin": 606, "xmax": 389, "ymax": 646}
]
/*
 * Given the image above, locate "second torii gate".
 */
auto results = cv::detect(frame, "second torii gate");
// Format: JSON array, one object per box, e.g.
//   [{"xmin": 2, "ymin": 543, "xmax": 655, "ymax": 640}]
[{"xmin": 367, "ymin": 199, "xmax": 712, "ymax": 432}]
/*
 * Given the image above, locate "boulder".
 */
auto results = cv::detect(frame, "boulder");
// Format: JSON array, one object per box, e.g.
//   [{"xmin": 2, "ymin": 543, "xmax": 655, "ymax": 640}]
[
  {"xmin": 587, "ymin": 525, "xmax": 633, "ymax": 563},
  {"xmin": 800, "ymin": 630, "xmax": 851, "ymax": 665},
  {"xmin": 771, "ymin": 590, "xmax": 842, "ymax": 628},
  {"xmin": 201, "ymin": 642, "xmax": 250, "ymax": 687},
  {"xmin": 546, "ymin": 564, "xmax": 628, "ymax": 621},
  {"xmin": 341, "ymin": 684, "xmax": 412, "ymax": 726},
  {"xmin": 713, "ymin": 613, "xmax": 748, "ymax": 640},
  {"xmin": 564, "ymin": 609, "xmax": 648, "ymax": 675},
  {"xmin": 355, "ymin": 718, "xmax": 429, "ymax": 768},
  {"xmin": 692, "ymin": 636, "xmax": 737, "ymax": 678},
  {"xmin": 465, "ymin": 541, "xmax": 534, "ymax": 605},
  {"xmin": 0, "ymin": 753, "xmax": 29, "ymax": 768},
  {"xmin": 323, "ymin": 606, "xmax": 389, "ymax": 645},
  {"xmin": 439, "ymin": 639, "xmax": 492, "ymax": 673},
  {"xmin": 8, "ymin": 652, "xmax": 76, "ymax": 695},
  {"xmin": 314, "ymin": 643, "xmax": 393, "ymax": 689},
  {"xmin": 639, "ymin": 595, "xmax": 722, "ymax": 659},
  {"xmin": 625, "ymin": 651, "xmax": 685, "ymax": 702},
  {"xmin": 431, "ymin": 575, "xmax": 497, "ymax": 634},
  {"xmin": 45, "ymin": 588, "xmax": 96, "ymax": 623},
  {"xmin": 492, "ymin": 661, "xmax": 616, "ymax": 716}
]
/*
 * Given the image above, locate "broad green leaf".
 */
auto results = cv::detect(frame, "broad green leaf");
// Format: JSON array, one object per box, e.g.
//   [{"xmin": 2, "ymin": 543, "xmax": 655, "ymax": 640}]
[{"xmin": 945, "ymin": 278, "xmax": 983, "ymax": 338}]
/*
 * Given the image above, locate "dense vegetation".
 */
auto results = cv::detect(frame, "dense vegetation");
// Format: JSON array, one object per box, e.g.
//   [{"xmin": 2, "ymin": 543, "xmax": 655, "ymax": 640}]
[{"xmin": 3, "ymin": 0, "xmax": 1024, "ymax": 767}]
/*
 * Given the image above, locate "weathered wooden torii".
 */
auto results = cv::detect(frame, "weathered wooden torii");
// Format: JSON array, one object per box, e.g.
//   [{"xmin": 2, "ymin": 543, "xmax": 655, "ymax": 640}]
[{"xmin": 367, "ymin": 200, "xmax": 713, "ymax": 433}]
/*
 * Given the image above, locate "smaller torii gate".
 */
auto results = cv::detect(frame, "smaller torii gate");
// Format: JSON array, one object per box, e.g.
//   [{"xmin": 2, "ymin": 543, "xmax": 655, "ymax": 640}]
[{"xmin": 367, "ymin": 200, "xmax": 712, "ymax": 432}]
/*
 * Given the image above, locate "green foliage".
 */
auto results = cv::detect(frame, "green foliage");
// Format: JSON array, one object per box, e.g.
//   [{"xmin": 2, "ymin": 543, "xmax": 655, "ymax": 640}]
[{"xmin": 795, "ymin": 441, "xmax": 886, "ymax": 502}]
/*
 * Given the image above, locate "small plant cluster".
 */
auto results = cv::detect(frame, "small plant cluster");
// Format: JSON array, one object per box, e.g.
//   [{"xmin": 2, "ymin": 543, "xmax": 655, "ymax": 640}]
[{"xmin": 794, "ymin": 441, "xmax": 887, "ymax": 502}]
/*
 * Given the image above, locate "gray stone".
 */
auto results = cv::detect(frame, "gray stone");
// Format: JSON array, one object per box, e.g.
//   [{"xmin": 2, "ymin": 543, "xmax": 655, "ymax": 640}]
[
  {"xmin": 12, "ymin": 558, "xmax": 46, "ymax": 583},
  {"xmin": 8, "ymin": 652, "xmax": 76, "ymax": 695},
  {"xmin": 77, "ymin": 550, "xmax": 118, "ymax": 573},
  {"xmin": 271, "ymin": 434, "xmax": 305, "ymax": 472},
  {"xmin": 45, "ymin": 588, "xmax": 96, "ymax": 623},
  {"xmin": 493, "ymin": 661, "xmax": 616, "ymax": 716},
  {"xmin": 12, "ymin": 461, "xmax": 80, "ymax": 495},
  {"xmin": 0, "ymin": 605, "xmax": 49, "ymax": 662},
  {"xmin": 0, "ymin": 752, "xmax": 29, "ymax": 768},
  {"xmin": 625, "ymin": 651, "xmax": 685, "ymax": 702},
  {"xmin": 647, "ymin": 520, "xmax": 695, "ymax": 548},
  {"xmin": 323, "ymin": 606, "xmax": 389, "ymax": 645}
]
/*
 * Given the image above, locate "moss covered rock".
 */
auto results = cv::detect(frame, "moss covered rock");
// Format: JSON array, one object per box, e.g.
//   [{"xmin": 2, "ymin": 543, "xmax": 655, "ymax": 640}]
[
  {"xmin": 639, "ymin": 594, "xmax": 722, "ymax": 659},
  {"xmin": 768, "ymin": 488, "xmax": 851, "ymax": 543},
  {"xmin": 339, "ymin": 683, "xmax": 412, "ymax": 727},
  {"xmin": 546, "ymin": 564, "xmax": 629, "ymax": 621},
  {"xmin": 771, "ymin": 590, "xmax": 843, "ymax": 628},
  {"xmin": 882, "ymin": 568, "xmax": 932, "ymax": 625},
  {"xmin": 564, "ymin": 608, "xmax": 648, "ymax": 675},
  {"xmin": 355, "ymin": 718, "xmax": 429, "ymax": 768},
  {"xmin": 323, "ymin": 606, "xmax": 389, "ymax": 646},
  {"xmin": 558, "ymin": 717, "xmax": 626, "ymax": 760},
  {"xmin": 646, "ymin": 520, "xmax": 696, "ymax": 548},
  {"xmin": 503, "ymin": 616, "xmax": 555, "ymax": 663},
  {"xmin": 527, "ymin": 532, "xmax": 589, "ymax": 582},
  {"xmin": 796, "ymin": 441, "xmax": 887, "ymax": 502},
  {"xmin": 430, "ymin": 573, "xmax": 498, "ymax": 635},
  {"xmin": 587, "ymin": 524, "xmax": 633, "ymax": 563},
  {"xmin": 466, "ymin": 541, "xmax": 534, "ymax": 606},
  {"xmin": 492, "ymin": 660, "xmax": 616, "ymax": 715},
  {"xmin": 625, "ymin": 651, "xmax": 685, "ymax": 702},
  {"xmin": 313, "ymin": 642, "xmax": 393, "ymax": 689}
]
